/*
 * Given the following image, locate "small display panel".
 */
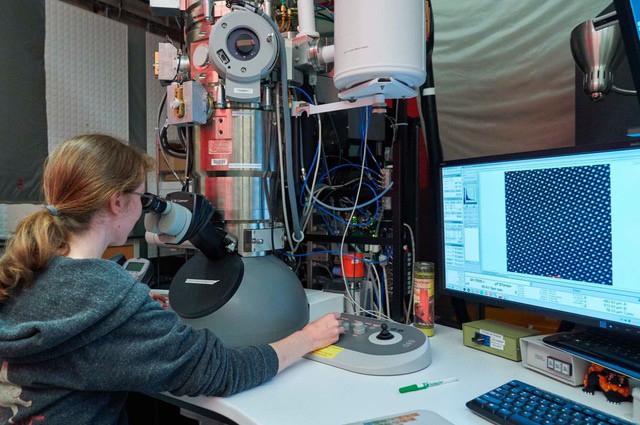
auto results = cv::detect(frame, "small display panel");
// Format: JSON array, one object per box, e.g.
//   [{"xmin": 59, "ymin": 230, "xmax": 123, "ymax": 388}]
[{"xmin": 125, "ymin": 261, "xmax": 145, "ymax": 272}]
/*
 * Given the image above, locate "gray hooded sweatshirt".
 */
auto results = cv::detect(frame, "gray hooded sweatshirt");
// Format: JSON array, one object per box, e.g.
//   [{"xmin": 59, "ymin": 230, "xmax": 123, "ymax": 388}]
[{"xmin": 0, "ymin": 257, "xmax": 278, "ymax": 424}]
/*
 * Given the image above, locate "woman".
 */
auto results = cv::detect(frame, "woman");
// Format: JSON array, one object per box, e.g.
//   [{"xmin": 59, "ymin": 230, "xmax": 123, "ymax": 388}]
[{"xmin": 0, "ymin": 134, "xmax": 343, "ymax": 425}]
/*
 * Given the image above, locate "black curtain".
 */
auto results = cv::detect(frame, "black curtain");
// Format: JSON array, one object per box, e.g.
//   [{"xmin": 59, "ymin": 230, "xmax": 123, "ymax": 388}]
[{"xmin": 0, "ymin": 1, "xmax": 48, "ymax": 203}]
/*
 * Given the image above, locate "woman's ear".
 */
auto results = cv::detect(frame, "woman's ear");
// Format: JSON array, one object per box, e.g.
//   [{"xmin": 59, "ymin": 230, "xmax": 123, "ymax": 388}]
[{"xmin": 107, "ymin": 192, "xmax": 125, "ymax": 216}]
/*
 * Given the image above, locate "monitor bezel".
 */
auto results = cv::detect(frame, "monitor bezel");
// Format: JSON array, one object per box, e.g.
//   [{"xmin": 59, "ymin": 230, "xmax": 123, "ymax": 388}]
[{"xmin": 437, "ymin": 140, "xmax": 640, "ymax": 334}]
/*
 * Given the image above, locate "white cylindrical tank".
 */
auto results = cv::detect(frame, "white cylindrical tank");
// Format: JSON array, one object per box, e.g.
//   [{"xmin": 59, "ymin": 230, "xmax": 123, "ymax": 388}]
[{"xmin": 333, "ymin": 0, "xmax": 426, "ymax": 91}]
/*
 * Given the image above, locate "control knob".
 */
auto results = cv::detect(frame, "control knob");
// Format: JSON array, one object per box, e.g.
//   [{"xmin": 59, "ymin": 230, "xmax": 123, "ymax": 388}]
[{"xmin": 352, "ymin": 321, "xmax": 366, "ymax": 335}]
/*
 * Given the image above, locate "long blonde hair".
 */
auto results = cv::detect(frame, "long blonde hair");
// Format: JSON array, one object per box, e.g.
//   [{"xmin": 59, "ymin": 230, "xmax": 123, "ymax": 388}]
[{"xmin": 0, "ymin": 134, "xmax": 153, "ymax": 302}]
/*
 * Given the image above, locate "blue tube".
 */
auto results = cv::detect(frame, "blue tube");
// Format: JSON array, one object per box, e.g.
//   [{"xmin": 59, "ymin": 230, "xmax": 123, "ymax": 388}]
[{"xmin": 292, "ymin": 86, "xmax": 315, "ymax": 104}]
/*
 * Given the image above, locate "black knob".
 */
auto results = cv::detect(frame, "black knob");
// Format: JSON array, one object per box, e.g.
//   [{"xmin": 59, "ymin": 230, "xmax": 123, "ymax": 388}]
[{"xmin": 376, "ymin": 323, "xmax": 394, "ymax": 340}]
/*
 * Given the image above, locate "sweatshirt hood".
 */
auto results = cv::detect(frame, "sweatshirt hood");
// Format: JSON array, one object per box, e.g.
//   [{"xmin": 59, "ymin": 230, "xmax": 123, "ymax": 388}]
[{"xmin": 0, "ymin": 257, "xmax": 150, "ymax": 363}]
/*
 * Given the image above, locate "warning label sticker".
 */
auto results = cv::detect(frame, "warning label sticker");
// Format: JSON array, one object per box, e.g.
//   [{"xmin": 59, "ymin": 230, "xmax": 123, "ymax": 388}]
[{"xmin": 310, "ymin": 345, "xmax": 343, "ymax": 359}]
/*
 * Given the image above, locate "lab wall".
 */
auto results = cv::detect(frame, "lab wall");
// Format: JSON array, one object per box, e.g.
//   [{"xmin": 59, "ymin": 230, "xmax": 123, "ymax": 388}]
[{"xmin": 45, "ymin": 0, "xmax": 129, "ymax": 151}]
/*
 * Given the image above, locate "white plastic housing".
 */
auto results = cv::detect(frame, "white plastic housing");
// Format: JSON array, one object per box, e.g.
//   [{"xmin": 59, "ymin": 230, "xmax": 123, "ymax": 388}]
[
  {"xmin": 297, "ymin": 0, "xmax": 319, "ymax": 37},
  {"xmin": 144, "ymin": 202, "xmax": 192, "ymax": 244},
  {"xmin": 333, "ymin": 0, "xmax": 426, "ymax": 91}
]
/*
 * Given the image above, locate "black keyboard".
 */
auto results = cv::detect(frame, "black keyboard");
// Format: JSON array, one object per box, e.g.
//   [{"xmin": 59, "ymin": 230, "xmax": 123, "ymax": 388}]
[
  {"xmin": 467, "ymin": 380, "xmax": 635, "ymax": 425},
  {"xmin": 542, "ymin": 328, "xmax": 640, "ymax": 379}
]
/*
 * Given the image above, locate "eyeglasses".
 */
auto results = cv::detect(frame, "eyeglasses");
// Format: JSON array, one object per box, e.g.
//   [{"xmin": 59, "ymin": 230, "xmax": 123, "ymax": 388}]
[
  {"xmin": 130, "ymin": 191, "xmax": 154, "ymax": 205},
  {"xmin": 129, "ymin": 191, "xmax": 168, "ymax": 214}
]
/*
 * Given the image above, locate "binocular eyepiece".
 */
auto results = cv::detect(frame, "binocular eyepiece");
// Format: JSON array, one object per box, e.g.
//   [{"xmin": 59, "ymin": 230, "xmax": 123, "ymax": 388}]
[{"xmin": 139, "ymin": 192, "xmax": 169, "ymax": 215}]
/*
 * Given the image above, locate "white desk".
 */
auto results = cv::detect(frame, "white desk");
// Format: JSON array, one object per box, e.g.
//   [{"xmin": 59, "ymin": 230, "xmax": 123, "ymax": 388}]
[{"xmin": 156, "ymin": 324, "xmax": 637, "ymax": 424}]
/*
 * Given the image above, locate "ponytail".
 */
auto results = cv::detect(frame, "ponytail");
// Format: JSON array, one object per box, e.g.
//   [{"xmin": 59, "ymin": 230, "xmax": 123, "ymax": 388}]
[{"xmin": 0, "ymin": 209, "xmax": 68, "ymax": 301}]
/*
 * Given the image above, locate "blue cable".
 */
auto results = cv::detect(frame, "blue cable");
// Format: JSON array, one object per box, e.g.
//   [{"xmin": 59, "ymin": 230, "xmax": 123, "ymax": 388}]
[
  {"xmin": 322, "ymin": 151, "xmax": 332, "ymax": 185},
  {"xmin": 292, "ymin": 86, "xmax": 315, "ymax": 104},
  {"xmin": 315, "ymin": 198, "xmax": 378, "ymax": 227},
  {"xmin": 351, "ymin": 182, "xmax": 380, "ymax": 216},
  {"xmin": 312, "ymin": 182, "xmax": 392, "ymax": 212},
  {"xmin": 362, "ymin": 106, "xmax": 371, "ymax": 140},
  {"xmin": 356, "ymin": 106, "xmax": 381, "ymax": 175},
  {"xmin": 359, "ymin": 107, "xmax": 368, "ymax": 166},
  {"xmin": 294, "ymin": 85, "xmax": 322, "ymax": 207},
  {"xmin": 361, "ymin": 106, "xmax": 382, "ymax": 173},
  {"xmin": 365, "ymin": 144, "xmax": 381, "ymax": 173},
  {"xmin": 314, "ymin": 205, "xmax": 358, "ymax": 227},
  {"xmin": 299, "ymin": 139, "xmax": 321, "ymax": 206},
  {"xmin": 317, "ymin": 163, "xmax": 381, "ymax": 185},
  {"xmin": 315, "ymin": 4, "xmax": 334, "ymax": 17},
  {"xmin": 304, "ymin": 163, "xmax": 381, "ymax": 211}
]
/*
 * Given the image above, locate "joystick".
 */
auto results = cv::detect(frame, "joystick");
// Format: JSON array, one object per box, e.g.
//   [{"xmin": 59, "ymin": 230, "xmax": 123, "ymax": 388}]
[{"xmin": 376, "ymin": 323, "xmax": 394, "ymax": 340}]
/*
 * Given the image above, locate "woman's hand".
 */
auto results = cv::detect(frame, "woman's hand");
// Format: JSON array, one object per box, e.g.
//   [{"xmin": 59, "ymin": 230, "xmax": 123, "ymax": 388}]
[
  {"xmin": 301, "ymin": 312, "xmax": 345, "ymax": 352},
  {"xmin": 150, "ymin": 292, "xmax": 169, "ymax": 309},
  {"xmin": 270, "ymin": 312, "xmax": 345, "ymax": 373}
]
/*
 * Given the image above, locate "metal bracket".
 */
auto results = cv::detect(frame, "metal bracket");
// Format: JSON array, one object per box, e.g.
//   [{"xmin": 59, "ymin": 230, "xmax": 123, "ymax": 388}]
[{"xmin": 293, "ymin": 94, "xmax": 387, "ymax": 116}]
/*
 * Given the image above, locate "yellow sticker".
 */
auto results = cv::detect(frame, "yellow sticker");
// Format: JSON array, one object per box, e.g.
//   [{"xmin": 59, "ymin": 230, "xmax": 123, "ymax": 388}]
[{"xmin": 310, "ymin": 345, "xmax": 343, "ymax": 359}]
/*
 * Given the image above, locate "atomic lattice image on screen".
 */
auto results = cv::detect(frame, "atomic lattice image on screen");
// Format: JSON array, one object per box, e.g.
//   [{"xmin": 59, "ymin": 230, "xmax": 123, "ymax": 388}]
[{"xmin": 504, "ymin": 164, "xmax": 612, "ymax": 285}]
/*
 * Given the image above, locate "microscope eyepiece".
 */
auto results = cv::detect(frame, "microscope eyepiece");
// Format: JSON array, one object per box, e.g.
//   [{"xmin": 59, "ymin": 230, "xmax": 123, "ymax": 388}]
[{"xmin": 140, "ymin": 192, "xmax": 169, "ymax": 214}]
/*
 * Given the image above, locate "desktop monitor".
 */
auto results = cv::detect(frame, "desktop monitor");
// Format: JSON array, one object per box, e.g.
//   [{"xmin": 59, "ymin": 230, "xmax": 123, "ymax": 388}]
[
  {"xmin": 615, "ymin": 0, "xmax": 640, "ymax": 107},
  {"xmin": 437, "ymin": 141, "xmax": 640, "ymax": 336}
]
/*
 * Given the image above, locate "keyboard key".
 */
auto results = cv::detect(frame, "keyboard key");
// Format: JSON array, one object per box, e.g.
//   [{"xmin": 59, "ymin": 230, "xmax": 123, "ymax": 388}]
[{"xmin": 508, "ymin": 414, "xmax": 540, "ymax": 425}]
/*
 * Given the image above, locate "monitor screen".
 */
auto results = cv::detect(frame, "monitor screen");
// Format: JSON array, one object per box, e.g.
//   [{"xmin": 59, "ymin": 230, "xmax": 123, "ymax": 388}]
[
  {"xmin": 615, "ymin": 0, "xmax": 640, "ymax": 108},
  {"xmin": 438, "ymin": 141, "xmax": 640, "ymax": 334}
]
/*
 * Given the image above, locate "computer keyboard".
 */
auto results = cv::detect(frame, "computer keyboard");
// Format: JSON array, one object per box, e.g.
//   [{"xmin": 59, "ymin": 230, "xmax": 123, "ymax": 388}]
[
  {"xmin": 542, "ymin": 328, "xmax": 640, "ymax": 379},
  {"xmin": 466, "ymin": 380, "xmax": 635, "ymax": 425}
]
